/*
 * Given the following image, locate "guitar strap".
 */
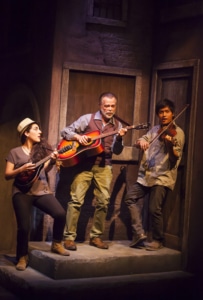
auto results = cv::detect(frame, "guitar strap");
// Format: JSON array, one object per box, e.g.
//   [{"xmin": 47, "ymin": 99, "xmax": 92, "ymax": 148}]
[
  {"xmin": 92, "ymin": 112, "xmax": 130, "ymax": 130},
  {"xmin": 114, "ymin": 114, "xmax": 130, "ymax": 126}
]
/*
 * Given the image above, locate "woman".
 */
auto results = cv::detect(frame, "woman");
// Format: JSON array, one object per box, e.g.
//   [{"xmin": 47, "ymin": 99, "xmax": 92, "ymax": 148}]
[{"xmin": 5, "ymin": 118, "xmax": 70, "ymax": 271}]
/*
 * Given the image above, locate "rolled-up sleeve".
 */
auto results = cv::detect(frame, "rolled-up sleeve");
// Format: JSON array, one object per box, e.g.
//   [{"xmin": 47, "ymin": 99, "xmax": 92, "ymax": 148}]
[{"xmin": 61, "ymin": 114, "xmax": 92, "ymax": 140}]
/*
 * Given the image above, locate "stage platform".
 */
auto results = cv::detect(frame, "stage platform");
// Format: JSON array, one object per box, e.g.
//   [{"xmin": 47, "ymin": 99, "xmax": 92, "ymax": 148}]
[{"xmin": 0, "ymin": 240, "xmax": 197, "ymax": 300}]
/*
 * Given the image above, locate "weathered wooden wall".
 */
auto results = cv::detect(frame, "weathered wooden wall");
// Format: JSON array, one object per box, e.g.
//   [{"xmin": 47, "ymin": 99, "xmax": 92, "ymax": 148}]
[{"xmin": 0, "ymin": 0, "xmax": 203, "ymax": 276}]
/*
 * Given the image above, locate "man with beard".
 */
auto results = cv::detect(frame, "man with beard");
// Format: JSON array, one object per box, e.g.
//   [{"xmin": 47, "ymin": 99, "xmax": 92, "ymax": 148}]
[{"xmin": 57, "ymin": 92, "xmax": 127, "ymax": 250}]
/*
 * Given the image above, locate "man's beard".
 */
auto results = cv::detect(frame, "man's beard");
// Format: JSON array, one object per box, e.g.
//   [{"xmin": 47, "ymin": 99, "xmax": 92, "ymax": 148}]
[{"xmin": 101, "ymin": 109, "xmax": 114, "ymax": 120}]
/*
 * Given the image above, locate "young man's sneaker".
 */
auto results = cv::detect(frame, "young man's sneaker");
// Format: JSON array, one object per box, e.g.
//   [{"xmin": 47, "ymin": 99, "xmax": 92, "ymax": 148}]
[
  {"xmin": 130, "ymin": 233, "xmax": 147, "ymax": 248},
  {"xmin": 145, "ymin": 240, "xmax": 163, "ymax": 251}
]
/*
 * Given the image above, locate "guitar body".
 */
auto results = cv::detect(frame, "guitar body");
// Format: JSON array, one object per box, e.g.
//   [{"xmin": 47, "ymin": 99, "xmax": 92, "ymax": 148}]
[
  {"xmin": 57, "ymin": 123, "xmax": 149, "ymax": 167},
  {"xmin": 57, "ymin": 130, "xmax": 104, "ymax": 167},
  {"xmin": 14, "ymin": 164, "xmax": 44, "ymax": 193}
]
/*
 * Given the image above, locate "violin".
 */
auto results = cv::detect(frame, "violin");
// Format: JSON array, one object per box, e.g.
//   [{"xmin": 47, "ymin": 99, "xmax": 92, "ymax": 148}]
[{"xmin": 157, "ymin": 123, "xmax": 177, "ymax": 142}]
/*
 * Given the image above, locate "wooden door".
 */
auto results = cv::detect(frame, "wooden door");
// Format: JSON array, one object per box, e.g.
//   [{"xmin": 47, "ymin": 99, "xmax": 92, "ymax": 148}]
[
  {"xmin": 150, "ymin": 61, "xmax": 198, "ymax": 250},
  {"xmin": 67, "ymin": 70, "xmax": 136, "ymax": 146}
]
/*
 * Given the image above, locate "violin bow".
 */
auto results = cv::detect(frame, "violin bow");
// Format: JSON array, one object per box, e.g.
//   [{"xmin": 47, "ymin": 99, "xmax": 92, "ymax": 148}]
[{"xmin": 149, "ymin": 103, "xmax": 190, "ymax": 146}]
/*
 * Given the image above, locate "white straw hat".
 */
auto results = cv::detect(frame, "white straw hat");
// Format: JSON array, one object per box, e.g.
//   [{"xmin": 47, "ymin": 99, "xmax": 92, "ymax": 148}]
[{"xmin": 17, "ymin": 118, "xmax": 36, "ymax": 136}]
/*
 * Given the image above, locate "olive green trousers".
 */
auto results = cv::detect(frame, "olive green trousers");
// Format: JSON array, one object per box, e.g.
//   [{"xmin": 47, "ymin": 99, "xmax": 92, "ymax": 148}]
[{"xmin": 64, "ymin": 165, "xmax": 113, "ymax": 240}]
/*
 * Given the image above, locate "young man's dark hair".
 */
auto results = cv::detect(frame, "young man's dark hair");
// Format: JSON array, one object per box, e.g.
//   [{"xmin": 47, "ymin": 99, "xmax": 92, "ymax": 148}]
[{"xmin": 155, "ymin": 99, "xmax": 175, "ymax": 116}]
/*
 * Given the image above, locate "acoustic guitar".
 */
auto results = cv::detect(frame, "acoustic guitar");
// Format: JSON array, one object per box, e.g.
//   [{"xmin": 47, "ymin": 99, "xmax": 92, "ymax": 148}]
[
  {"xmin": 14, "ymin": 144, "xmax": 72, "ymax": 193},
  {"xmin": 57, "ymin": 123, "xmax": 149, "ymax": 167}
]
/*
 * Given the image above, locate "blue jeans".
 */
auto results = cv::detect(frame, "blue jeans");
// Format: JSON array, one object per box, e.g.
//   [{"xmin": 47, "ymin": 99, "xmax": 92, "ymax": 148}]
[{"xmin": 64, "ymin": 165, "xmax": 113, "ymax": 240}]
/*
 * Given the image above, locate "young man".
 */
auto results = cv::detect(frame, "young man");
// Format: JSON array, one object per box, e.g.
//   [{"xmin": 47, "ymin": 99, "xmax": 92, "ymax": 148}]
[
  {"xmin": 57, "ymin": 92, "xmax": 127, "ymax": 250},
  {"xmin": 125, "ymin": 99, "xmax": 185, "ymax": 250}
]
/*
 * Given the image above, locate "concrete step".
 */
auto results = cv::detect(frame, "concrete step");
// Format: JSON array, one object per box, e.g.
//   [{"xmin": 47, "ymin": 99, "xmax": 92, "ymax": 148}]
[
  {"xmin": 0, "ymin": 256, "xmax": 195, "ymax": 300},
  {"xmin": 0, "ymin": 268, "xmax": 195, "ymax": 300},
  {"xmin": 28, "ymin": 240, "xmax": 181, "ymax": 279},
  {"xmin": 0, "ymin": 241, "xmax": 198, "ymax": 300}
]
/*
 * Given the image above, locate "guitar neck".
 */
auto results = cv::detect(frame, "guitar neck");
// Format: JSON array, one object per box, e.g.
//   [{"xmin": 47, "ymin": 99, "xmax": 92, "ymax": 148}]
[
  {"xmin": 91, "ymin": 125, "xmax": 135, "ymax": 141},
  {"xmin": 32, "ymin": 144, "xmax": 72, "ymax": 168},
  {"xmin": 91, "ymin": 130, "xmax": 117, "ymax": 141},
  {"xmin": 34, "ymin": 154, "xmax": 52, "ymax": 168}
]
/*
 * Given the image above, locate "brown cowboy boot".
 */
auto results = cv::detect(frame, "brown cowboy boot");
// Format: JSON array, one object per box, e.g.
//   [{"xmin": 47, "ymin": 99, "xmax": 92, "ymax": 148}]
[
  {"xmin": 16, "ymin": 255, "xmax": 29, "ymax": 271},
  {"xmin": 89, "ymin": 237, "xmax": 109, "ymax": 249},
  {"xmin": 51, "ymin": 242, "xmax": 70, "ymax": 256},
  {"xmin": 64, "ymin": 240, "xmax": 77, "ymax": 251}
]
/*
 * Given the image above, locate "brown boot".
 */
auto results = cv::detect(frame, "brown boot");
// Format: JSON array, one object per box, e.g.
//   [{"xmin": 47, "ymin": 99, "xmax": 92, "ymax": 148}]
[
  {"xmin": 89, "ymin": 237, "xmax": 109, "ymax": 249},
  {"xmin": 64, "ymin": 240, "xmax": 77, "ymax": 251},
  {"xmin": 16, "ymin": 255, "xmax": 28, "ymax": 271},
  {"xmin": 51, "ymin": 242, "xmax": 70, "ymax": 256}
]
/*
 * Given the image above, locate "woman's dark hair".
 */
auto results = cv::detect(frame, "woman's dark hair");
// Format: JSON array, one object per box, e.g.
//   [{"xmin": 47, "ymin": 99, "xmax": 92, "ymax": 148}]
[
  {"xmin": 155, "ymin": 99, "xmax": 175, "ymax": 115},
  {"xmin": 31, "ymin": 138, "xmax": 52, "ymax": 163}
]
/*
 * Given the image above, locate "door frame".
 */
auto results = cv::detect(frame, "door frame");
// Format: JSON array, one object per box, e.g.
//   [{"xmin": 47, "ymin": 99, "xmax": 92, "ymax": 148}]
[{"xmin": 150, "ymin": 59, "xmax": 199, "ymax": 269}]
